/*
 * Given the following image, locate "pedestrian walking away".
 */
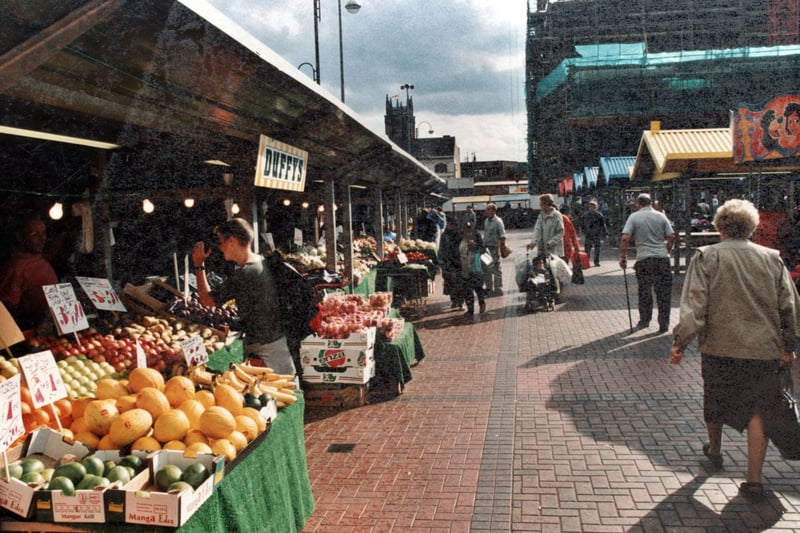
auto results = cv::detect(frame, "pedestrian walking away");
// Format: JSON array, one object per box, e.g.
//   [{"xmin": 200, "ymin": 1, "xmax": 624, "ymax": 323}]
[
  {"xmin": 582, "ymin": 199, "xmax": 607, "ymax": 266},
  {"xmin": 458, "ymin": 222, "xmax": 487, "ymax": 316},
  {"xmin": 619, "ymin": 193, "xmax": 675, "ymax": 333},
  {"xmin": 482, "ymin": 202, "xmax": 507, "ymax": 296},
  {"xmin": 670, "ymin": 198, "xmax": 800, "ymax": 500}
]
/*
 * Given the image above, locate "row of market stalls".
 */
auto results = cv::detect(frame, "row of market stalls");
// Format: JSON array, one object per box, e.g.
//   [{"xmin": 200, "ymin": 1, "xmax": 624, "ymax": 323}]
[
  {"xmin": 557, "ymin": 101, "xmax": 800, "ymax": 270},
  {"xmin": 1, "ymin": 1, "xmax": 442, "ymax": 531}
]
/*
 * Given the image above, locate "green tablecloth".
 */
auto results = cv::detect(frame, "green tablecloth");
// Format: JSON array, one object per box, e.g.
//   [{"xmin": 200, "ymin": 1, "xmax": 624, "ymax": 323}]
[
  {"xmin": 375, "ymin": 322, "xmax": 426, "ymax": 388},
  {"xmin": 178, "ymin": 395, "xmax": 313, "ymax": 533}
]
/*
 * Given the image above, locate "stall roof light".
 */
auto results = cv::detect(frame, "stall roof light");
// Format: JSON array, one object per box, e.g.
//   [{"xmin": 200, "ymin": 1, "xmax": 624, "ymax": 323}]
[
  {"xmin": 0, "ymin": 125, "xmax": 120, "ymax": 150},
  {"xmin": 203, "ymin": 159, "xmax": 231, "ymax": 166}
]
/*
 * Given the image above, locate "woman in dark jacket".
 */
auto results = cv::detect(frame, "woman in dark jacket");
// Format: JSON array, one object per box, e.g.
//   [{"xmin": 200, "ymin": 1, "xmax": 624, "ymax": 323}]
[{"xmin": 439, "ymin": 219, "xmax": 464, "ymax": 310}]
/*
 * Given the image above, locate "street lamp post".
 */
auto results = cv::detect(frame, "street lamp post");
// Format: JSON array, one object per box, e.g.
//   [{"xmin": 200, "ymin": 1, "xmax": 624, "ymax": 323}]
[
  {"xmin": 416, "ymin": 121, "xmax": 434, "ymax": 138},
  {"xmin": 312, "ymin": 0, "xmax": 361, "ymax": 102}
]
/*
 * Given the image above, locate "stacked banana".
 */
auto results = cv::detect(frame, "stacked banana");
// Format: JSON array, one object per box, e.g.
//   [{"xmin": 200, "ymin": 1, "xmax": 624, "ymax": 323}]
[{"xmin": 187, "ymin": 362, "xmax": 297, "ymax": 407}]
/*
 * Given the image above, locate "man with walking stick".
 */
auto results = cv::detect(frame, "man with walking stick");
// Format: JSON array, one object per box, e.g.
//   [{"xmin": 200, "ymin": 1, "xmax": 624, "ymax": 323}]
[{"xmin": 619, "ymin": 193, "xmax": 675, "ymax": 334}]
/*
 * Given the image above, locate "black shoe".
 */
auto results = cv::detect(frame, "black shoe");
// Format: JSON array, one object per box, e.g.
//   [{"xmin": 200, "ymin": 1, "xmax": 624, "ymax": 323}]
[
  {"xmin": 635, "ymin": 321, "xmax": 650, "ymax": 330},
  {"xmin": 464, "ymin": 309, "xmax": 474, "ymax": 316},
  {"xmin": 594, "ymin": 262, "xmax": 600, "ymax": 267},
  {"xmin": 479, "ymin": 301, "xmax": 486, "ymax": 313},
  {"xmin": 658, "ymin": 325, "xmax": 669, "ymax": 334}
]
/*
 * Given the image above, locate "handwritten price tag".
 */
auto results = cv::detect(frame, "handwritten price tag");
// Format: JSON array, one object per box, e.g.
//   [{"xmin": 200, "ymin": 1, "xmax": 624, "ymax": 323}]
[
  {"xmin": 0, "ymin": 375, "xmax": 25, "ymax": 453},
  {"xmin": 18, "ymin": 350, "xmax": 67, "ymax": 409},
  {"xmin": 74, "ymin": 277, "xmax": 127, "ymax": 312},
  {"xmin": 43, "ymin": 283, "xmax": 89, "ymax": 335},
  {"xmin": 180, "ymin": 336, "xmax": 208, "ymax": 367}
]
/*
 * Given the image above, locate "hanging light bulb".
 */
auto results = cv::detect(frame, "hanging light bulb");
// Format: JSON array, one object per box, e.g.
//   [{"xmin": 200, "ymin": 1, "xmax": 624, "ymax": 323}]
[
  {"xmin": 317, "ymin": 205, "xmax": 325, "ymax": 213},
  {"xmin": 282, "ymin": 198, "xmax": 291, "ymax": 207},
  {"xmin": 184, "ymin": 197, "xmax": 195, "ymax": 208},
  {"xmin": 231, "ymin": 202, "xmax": 240, "ymax": 215},
  {"xmin": 48, "ymin": 202, "xmax": 64, "ymax": 220},
  {"xmin": 142, "ymin": 198, "xmax": 155, "ymax": 214},
  {"xmin": 301, "ymin": 201, "xmax": 310, "ymax": 209}
]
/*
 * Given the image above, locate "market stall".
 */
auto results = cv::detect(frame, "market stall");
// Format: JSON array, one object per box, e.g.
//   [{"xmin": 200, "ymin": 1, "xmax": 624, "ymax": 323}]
[{"xmin": 1, "ymin": 2, "xmax": 443, "ymax": 531}]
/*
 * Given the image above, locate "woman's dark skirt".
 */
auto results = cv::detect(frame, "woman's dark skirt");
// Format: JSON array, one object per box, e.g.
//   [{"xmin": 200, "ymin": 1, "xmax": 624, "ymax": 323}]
[{"xmin": 702, "ymin": 353, "xmax": 781, "ymax": 432}]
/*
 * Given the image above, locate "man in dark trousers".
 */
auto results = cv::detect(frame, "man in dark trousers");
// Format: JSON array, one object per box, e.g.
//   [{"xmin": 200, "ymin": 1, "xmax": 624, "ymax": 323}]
[
  {"xmin": 581, "ymin": 200, "xmax": 607, "ymax": 267},
  {"xmin": 619, "ymin": 193, "xmax": 675, "ymax": 334}
]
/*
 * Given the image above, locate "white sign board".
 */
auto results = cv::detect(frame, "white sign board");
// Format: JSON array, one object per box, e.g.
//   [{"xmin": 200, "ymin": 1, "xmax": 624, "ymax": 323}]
[
  {"xmin": 74, "ymin": 277, "xmax": 126, "ymax": 312},
  {"xmin": 254, "ymin": 134, "xmax": 308, "ymax": 192},
  {"xmin": 0, "ymin": 375, "xmax": 25, "ymax": 452},
  {"xmin": 43, "ymin": 283, "xmax": 89, "ymax": 335},
  {"xmin": 18, "ymin": 350, "xmax": 67, "ymax": 408}
]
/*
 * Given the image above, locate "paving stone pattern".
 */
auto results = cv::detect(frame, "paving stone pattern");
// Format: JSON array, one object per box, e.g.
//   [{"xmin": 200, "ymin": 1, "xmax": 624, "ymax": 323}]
[{"xmin": 301, "ymin": 229, "xmax": 800, "ymax": 532}]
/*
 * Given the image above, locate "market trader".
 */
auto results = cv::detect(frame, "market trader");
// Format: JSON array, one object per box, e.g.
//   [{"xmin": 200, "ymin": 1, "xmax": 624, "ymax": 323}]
[
  {"xmin": 192, "ymin": 218, "xmax": 294, "ymax": 375},
  {"xmin": 619, "ymin": 193, "xmax": 675, "ymax": 333},
  {"xmin": 0, "ymin": 216, "xmax": 58, "ymax": 330}
]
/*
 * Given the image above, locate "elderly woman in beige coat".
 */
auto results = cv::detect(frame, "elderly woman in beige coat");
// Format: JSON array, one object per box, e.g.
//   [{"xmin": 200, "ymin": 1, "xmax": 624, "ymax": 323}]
[{"xmin": 670, "ymin": 199, "xmax": 800, "ymax": 499}]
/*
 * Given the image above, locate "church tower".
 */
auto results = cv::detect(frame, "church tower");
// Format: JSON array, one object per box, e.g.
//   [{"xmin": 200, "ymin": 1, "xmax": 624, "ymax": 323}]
[{"xmin": 385, "ymin": 94, "xmax": 415, "ymax": 154}]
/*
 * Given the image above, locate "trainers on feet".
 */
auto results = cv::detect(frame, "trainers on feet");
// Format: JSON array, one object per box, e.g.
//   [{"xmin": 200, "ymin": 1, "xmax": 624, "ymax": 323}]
[{"xmin": 479, "ymin": 301, "xmax": 486, "ymax": 313}]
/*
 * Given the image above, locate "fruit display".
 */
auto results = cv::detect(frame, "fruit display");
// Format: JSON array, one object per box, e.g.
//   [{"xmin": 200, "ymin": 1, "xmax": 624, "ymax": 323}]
[
  {"xmin": 165, "ymin": 294, "xmax": 237, "ymax": 332},
  {"xmin": 187, "ymin": 362, "xmax": 298, "ymax": 408},
  {"xmin": 57, "ymin": 355, "xmax": 117, "ymax": 399},
  {"xmin": 398, "ymin": 237, "xmax": 437, "ymax": 252},
  {"xmin": 312, "ymin": 293, "xmax": 404, "ymax": 341}
]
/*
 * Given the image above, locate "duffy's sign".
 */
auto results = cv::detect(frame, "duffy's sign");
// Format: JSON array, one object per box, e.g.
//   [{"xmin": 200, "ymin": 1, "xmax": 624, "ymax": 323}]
[
  {"xmin": 733, "ymin": 95, "xmax": 800, "ymax": 163},
  {"xmin": 254, "ymin": 135, "xmax": 308, "ymax": 191}
]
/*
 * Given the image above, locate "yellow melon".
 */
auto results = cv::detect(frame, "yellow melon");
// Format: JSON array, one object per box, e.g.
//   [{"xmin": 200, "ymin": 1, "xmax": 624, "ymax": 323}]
[
  {"xmin": 127, "ymin": 367, "xmax": 165, "ymax": 393},
  {"xmin": 96, "ymin": 434, "xmax": 118, "ymax": 451},
  {"xmin": 198, "ymin": 406, "xmax": 236, "ymax": 439},
  {"xmin": 194, "ymin": 389, "xmax": 216, "ymax": 408},
  {"xmin": 164, "ymin": 376, "xmax": 196, "ymax": 407},
  {"xmin": 186, "ymin": 442, "xmax": 213, "ymax": 455},
  {"xmin": 69, "ymin": 416, "xmax": 90, "ymax": 434},
  {"xmin": 115, "ymin": 394, "xmax": 138, "ymax": 413},
  {"xmin": 135, "ymin": 387, "xmax": 170, "ymax": 420},
  {"xmin": 73, "ymin": 430, "xmax": 100, "ymax": 449},
  {"xmin": 131, "ymin": 436, "xmax": 162, "ymax": 452},
  {"xmin": 152, "ymin": 409, "xmax": 190, "ymax": 443},
  {"xmin": 213, "ymin": 384, "xmax": 243, "ymax": 416},
  {"xmin": 239, "ymin": 407, "xmax": 267, "ymax": 434},
  {"xmin": 234, "ymin": 415, "xmax": 259, "ymax": 442},
  {"xmin": 178, "ymin": 399, "xmax": 205, "ymax": 429},
  {"xmin": 95, "ymin": 379, "xmax": 130, "ymax": 400},
  {"xmin": 227, "ymin": 430, "xmax": 248, "ymax": 452},
  {"xmin": 184, "ymin": 428, "xmax": 209, "ymax": 446},
  {"xmin": 109, "ymin": 408, "xmax": 153, "ymax": 446},
  {"xmin": 162, "ymin": 440, "xmax": 187, "ymax": 451},
  {"xmin": 210, "ymin": 439, "xmax": 237, "ymax": 462},
  {"xmin": 83, "ymin": 400, "xmax": 120, "ymax": 436}
]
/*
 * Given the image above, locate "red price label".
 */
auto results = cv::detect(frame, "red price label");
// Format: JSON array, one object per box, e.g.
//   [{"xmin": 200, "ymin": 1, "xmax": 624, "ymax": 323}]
[
  {"xmin": 180, "ymin": 336, "xmax": 208, "ymax": 367},
  {"xmin": 75, "ymin": 277, "xmax": 127, "ymax": 312},
  {"xmin": 43, "ymin": 283, "xmax": 89, "ymax": 335},
  {"xmin": 0, "ymin": 375, "xmax": 25, "ymax": 453},
  {"xmin": 18, "ymin": 350, "xmax": 66, "ymax": 409}
]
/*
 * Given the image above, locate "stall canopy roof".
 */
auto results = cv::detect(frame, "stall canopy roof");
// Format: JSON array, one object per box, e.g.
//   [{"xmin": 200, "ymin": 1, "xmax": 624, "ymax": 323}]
[
  {"xmin": 584, "ymin": 166, "xmax": 599, "ymax": 189},
  {"xmin": 1, "ymin": 0, "xmax": 443, "ymax": 191},
  {"xmin": 599, "ymin": 156, "xmax": 635, "ymax": 183},
  {"xmin": 631, "ymin": 124, "xmax": 800, "ymax": 181}
]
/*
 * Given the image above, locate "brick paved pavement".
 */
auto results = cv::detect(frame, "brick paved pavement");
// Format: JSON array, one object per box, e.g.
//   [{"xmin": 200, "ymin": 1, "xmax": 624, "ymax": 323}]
[{"xmin": 301, "ymin": 229, "xmax": 800, "ymax": 532}]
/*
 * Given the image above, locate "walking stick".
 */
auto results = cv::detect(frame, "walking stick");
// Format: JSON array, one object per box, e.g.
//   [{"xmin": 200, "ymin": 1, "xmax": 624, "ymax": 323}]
[{"xmin": 622, "ymin": 266, "xmax": 634, "ymax": 333}]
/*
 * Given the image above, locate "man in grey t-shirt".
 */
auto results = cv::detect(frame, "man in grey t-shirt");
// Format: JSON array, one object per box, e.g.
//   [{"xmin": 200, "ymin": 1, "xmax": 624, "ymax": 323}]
[{"xmin": 619, "ymin": 193, "xmax": 675, "ymax": 333}]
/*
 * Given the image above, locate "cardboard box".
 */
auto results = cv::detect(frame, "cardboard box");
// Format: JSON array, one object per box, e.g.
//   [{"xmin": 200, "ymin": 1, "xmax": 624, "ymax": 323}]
[
  {"xmin": 300, "ymin": 327, "xmax": 376, "ymax": 369},
  {"xmin": 302, "ymin": 355, "xmax": 375, "ymax": 384},
  {"xmin": 115, "ymin": 450, "xmax": 224, "ymax": 528},
  {"xmin": 303, "ymin": 383, "xmax": 368, "ymax": 408},
  {"xmin": 32, "ymin": 449, "xmax": 150, "ymax": 524},
  {"xmin": 0, "ymin": 428, "xmax": 92, "ymax": 518}
]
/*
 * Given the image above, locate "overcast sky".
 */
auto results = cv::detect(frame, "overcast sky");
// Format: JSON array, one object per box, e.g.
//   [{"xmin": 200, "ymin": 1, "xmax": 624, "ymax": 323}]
[{"xmin": 205, "ymin": 0, "xmax": 528, "ymax": 162}]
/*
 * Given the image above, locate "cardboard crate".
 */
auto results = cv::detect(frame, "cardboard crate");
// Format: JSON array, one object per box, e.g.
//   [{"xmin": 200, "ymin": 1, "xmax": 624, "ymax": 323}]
[
  {"xmin": 30, "ymin": 449, "xmax": 150, "ymax": 524},
  {"xmin": 0, "ymin": 428, "xmax": 92, "ymax": 519},
  {"xmin": 302, "ymin": 355, "xmax": 375, "ymax": 384},
  {"xmin": 112, "ymin": 450, "xmax": 224, "ymax": 528},
  {"xmin": 300, "ymin": 327, "xmax": 376, "ymax": 369},
  {"xmin": 303, "ymin": 383, "xmax": 368, "ymax": 408}
]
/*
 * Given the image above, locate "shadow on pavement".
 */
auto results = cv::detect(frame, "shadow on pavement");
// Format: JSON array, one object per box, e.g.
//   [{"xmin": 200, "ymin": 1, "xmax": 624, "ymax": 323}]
[{"xmin": 626, "ymin": 475, "xmax": 786, "ymax": 532}]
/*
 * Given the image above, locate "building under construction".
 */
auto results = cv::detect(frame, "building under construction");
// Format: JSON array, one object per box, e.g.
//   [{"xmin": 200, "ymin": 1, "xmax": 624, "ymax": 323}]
[{"xmin": 526, "ymin": 0, "xmax": 800, "ymax": 192}]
